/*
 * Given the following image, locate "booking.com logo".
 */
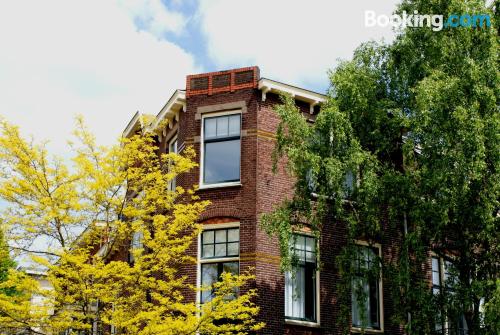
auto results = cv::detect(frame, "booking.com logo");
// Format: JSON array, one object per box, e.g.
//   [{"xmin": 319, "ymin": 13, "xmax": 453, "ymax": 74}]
[{"xmin": 365, "ymin": 10, "xmax": 492, "ymax": 31}]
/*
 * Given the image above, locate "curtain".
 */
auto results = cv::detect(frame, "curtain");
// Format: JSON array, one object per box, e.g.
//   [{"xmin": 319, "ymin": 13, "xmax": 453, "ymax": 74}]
[{"xmin": 285, "ymin": 267, "xmax": 305, "ymax": 319}]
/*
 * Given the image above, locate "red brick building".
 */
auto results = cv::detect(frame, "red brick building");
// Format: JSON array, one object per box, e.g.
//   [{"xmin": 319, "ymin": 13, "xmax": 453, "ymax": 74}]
[{"xmin": 121, "ymin": 66, "xmax": 405, "ymax": 335}]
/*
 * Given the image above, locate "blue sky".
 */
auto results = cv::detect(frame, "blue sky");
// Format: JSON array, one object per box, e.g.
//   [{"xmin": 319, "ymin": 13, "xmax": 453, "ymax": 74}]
[{"xmin": 0, "ymin": 0, "xmax": 399, "ymax": 153}]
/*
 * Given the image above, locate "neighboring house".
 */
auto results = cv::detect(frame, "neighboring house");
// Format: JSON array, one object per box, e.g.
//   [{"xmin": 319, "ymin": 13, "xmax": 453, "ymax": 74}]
[{"xmin": 109, "ymin": 66, "xmax": 445, "ymax": 334}]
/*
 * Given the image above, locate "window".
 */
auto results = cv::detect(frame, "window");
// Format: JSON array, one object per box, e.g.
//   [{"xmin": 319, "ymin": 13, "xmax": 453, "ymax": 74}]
[
  {"xmin": 168, "ymin": 135, "xmax": 178, "ymax": 191},
  {"xmin": 129, "ymin": 230, "xmax": 143, "ymax": 263},
  {"xmin": 351, "ymin": 244, "xmax": 381, "ymax": 330},
  {"xmin": 431, "ymin": 256, "xmax": 469, "ymax": 335},
  {"xmin": 285, "ymin": 235, "xmax": 317, "ymax": 322},
  {"xmin": 200, "ymin": 228, "xmax": 240, "ymax": 303},
  {"xmin": 202, "ymin": 113, "xmax": 241, "ymax": 186}
]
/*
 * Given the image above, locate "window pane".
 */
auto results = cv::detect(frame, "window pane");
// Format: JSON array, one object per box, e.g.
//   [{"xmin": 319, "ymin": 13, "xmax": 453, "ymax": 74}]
[
  {"xmin": 432, "ymin": 270, "xmax": 440, "ymax": 287},
  {"xmin": 228, "ymin": 114, "xmax": 240, "ymax": 136},
  {"xmin": 352, "ymin": 245, "xmax": 381, "ymax": 329},
  {"xmin": 305, "ymin": 237, "xmax": 315, "ymax": 253},
  {"xmin": 285, "ymin": 267, "xmax": 305, "ymax": 319},
  {"xmin": 306, "ymin": 251, "xmax": 315, "ymax": 263},
  {"xmin": 204, "ymin": 118, "xmax": 217, "ymax": 139},
  {"xmin": 227, "ymin": 242, "xmax": 239, "ymax": 256},
  {"xmin": 216, "ymin": 116, "xmax": 229, "ymax": 137},
  {"xmin": 294, "ymin": 235, "xmax": 305, "ymax": 250},
  {"xmin": 169, "ymin": 139, "xmax": 177, "ymax": 153},
  {"xmin": 227, "ymin": 228, "xmax": 239, "ymax": 242},
  {"xmin": 204, "ymin": 140, "xmax": 240, "ymax": 184},
  {"xmin": 215, "ymin": 230, "xmax": 227, "ymax": 243},
  {"xmin": 223, "ymin": 262, "xmax": 239, "ymax": 275},
  {"xmin": 203, "ymin": 231, "xmax": 214, "ymax": 244},
  {"xmin": 202, "ymin": 245, "xmax": 214, "ymax": 258},
  {"xmin": 215, "ymin": 243, "xmax": 226, "ymax": 257},
  {"xmin": 201, "ymin": 263, "xmax": 218, "ymax": 303},
  {"xmin": 369, "ymin": 278, "xmax": 379, "ymax": 327}
]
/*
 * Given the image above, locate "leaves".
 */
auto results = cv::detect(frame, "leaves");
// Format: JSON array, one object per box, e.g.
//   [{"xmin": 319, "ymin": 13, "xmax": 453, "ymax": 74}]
[{"xmin": 0, "ymin": 117, "xmax": 262, "ymax": 334}]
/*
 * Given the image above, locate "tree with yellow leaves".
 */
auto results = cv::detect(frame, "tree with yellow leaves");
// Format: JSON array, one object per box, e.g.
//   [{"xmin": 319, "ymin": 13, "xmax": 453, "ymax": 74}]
[{"xmin": 0, "ymin": 117, "xmax": 263, "ymax": 334}]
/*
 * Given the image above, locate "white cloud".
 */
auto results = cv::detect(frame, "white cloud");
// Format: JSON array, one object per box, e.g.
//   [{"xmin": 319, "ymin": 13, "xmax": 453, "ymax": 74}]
[
  {"xmin": 197, "ymin": 0, "xmax": 400, "ymax": 91},
  {"xmin": 119, "ymin": 0, "xmax": 187, "ymax": 38},
  {"xmin": 0, "ymin": 0, "xmax": 198, "ymax": 153}
]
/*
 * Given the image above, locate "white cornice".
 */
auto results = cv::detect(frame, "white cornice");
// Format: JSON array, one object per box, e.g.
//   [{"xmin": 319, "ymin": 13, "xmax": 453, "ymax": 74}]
[
  {"xmin": 258, "ymin": 78, "xmax": 326, "ymax": 113},
  {"xmin": 122, "ymin": 111, "xmax": 142, "ymax": 138},
  {"xmin": 152, "ymin": 89, "xmax": 186, "ymax": 130}
]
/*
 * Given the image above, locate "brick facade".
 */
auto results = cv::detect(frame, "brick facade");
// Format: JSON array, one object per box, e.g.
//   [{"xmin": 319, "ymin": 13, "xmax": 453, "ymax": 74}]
[{"xmin": 119, "ymin": 67, "xmax": 406, "ymax": 334}]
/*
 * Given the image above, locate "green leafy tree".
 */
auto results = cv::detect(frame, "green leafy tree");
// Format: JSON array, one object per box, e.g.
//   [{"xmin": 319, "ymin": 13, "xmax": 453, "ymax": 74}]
[{"xmin": 263, "ymin": 0, "xmax": 499, "ymax": 334}]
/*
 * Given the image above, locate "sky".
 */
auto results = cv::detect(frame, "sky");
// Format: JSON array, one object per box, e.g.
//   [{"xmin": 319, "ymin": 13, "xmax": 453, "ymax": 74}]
[{"xmin": 0, "ymin": 0, "xmax": 400, "ymax": 153}]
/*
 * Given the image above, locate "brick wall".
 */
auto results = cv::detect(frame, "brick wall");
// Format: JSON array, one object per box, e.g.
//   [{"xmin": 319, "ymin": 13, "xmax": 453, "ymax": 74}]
[{"xmin": 108, "ymin": 68, "xmax": 410, "ymax": 334}]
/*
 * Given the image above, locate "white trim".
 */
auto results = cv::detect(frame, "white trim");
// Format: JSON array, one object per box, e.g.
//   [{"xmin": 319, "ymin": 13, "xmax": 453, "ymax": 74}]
[
  {"xmin": 199, "ymin": 110, "xmax": 242, "ymax": 189},
  {"xmin": 258, "ymin": 78, "xmax": 326, "ymax": 107},
  {"xmin": 285, "ymin": 319, "xmax": 321, "ymax": 328},
  {"xmin": 196, "ymin": 223, "xmax": 241, "ymax": 305},
  {"xmin": 152, "ymin": 90, "xmax": 186, "ymax": 130},
  {"xmin": 122, "ymin": 111, "xmax": 142, "ymax": 138},
  {"xmin": 351, "ymin": 240, "xmax": 385, "ymax": 333},
  {"xmin": 284, "ymin": 233, "xmax": 321, "ymax": 326},
  {"xmin": 198, "ymin": 182, "xmax": 242, "ymax": 190}
]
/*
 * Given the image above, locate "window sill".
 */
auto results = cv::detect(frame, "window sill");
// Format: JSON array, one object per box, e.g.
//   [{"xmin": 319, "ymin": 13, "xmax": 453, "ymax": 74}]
[
  {"xmin": 285, "ymin": 319, "xmax": 320, "ymax": 328},
  {"xmin": 351, "ymin": 327, "xmax": 384, "ymax": 334},
  {"xmin": 198, "ymin": 182, "xmax": 242, "ymax": 190}
]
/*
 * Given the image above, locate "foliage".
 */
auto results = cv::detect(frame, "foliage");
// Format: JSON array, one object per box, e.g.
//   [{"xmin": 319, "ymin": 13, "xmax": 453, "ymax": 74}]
[
  {"xmin": 0, "ymin": 117, "xmax": 263, "ymax": 334},
  {"xmin": 262, "ymin": 0, "xmax": 499, "ymax": 334}
]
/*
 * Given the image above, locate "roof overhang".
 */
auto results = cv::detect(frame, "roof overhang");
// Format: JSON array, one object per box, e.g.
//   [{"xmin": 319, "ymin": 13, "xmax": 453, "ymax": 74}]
[
  {"xmin": 122, "ymin": 90, "xmax": 186, "ymax": 138},
  {"xmin": 258, "ymin": 78, "xmax": 326, "ymax": 113},
  {"xmin": 152, "ymin": 89, "xmax": 186, "ymax": 130}
]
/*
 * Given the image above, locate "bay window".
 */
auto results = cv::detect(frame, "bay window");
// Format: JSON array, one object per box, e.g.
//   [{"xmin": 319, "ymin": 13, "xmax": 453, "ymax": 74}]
[
  {"xmin": 201, "ymin": 113, "xmax": 241, "ymax": 186},
  {"xmin": 285, "ymin": 234, "xmax": 317, "ymax": 323}
]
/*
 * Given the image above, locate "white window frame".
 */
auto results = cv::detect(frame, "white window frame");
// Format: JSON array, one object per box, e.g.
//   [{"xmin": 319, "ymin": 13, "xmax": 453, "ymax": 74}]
[
  {"xmin": 168, "ymin": 134, "xmax": 178, "ymax": 192},
  {"xmin": 284, "ymin": 233, "xmax": 321, "ymax": 328},
  {"xmin": 196, "ymin": 222, "xmax": 241, "ymax": 305},
  {"xmin": 199, "ymin": 110, "xmax": 242, "ymax": 189},
  {"xmin": 351, "ymin": 240, "xmax": 384, "ymax": 333},
  {"xmin": 431, "ymin": 254, "xmax": 468, "ymax": 334}
]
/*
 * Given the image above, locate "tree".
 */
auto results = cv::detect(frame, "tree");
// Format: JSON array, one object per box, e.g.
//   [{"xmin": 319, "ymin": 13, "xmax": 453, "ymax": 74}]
[
  {"xmin": 0, "ymin": 117, "xmax": 263, "ymax": 334},
  {"xmin": 262, "ymin": 0, "xmax": 499, "ymax": 334}
]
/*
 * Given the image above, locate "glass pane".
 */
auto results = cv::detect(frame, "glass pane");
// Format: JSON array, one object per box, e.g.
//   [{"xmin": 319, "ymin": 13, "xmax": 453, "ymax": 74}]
[
  {"xmin": 204, "ymin": 118, "xmax": 217, "ymax": 139},
  {"xmin": 169, "ymin": 139, "xmax": 177, "ymax": 153},
  {"xmin": 216, "ymin": 116, "xmax": 229, "ymax": 137},
  {"xmin": 202, "ymin": 245, "xmax": 214, "ymax": 258},
  {"xmin": 227, "ymin": 242, "xmax": 239, "ymax": 256},
  {"xmin": 227, "ymin": 228, "xmax": 239, "ymax": 242},
  {"xmin": 432, "ymin": 270, "xmax": 440, "ymax": 286},
  {"xmin": 305, "ymin": 237, "xmax": 315, "ymax": 253},
  {"xmin": 222, "ymin": 262, "xmax": 239, "ymax": 275},
  {"xmin": 294, "ymin": 235, "xmax": 305, "ymax": 250},
  {"xmin": 306, "ymin": 251, "xmax": 315, "ymax": 263},
  {"xmin": 215, "ymin": 230, "xmax": 227, "ymax": 243},
  {"xmin": 202, "ymin": 231, "xmax": 214, "ymax": 244},
  {"xmin": 201, "ymin": 263, "xmax": 218, "ymax": 303},
  {"xmin": 228, "ymin": 114, "xmax": 240, "ymax": 136},
  {"xmin": 285, "ymin": 267, "xmax": 305, "ymax": 319},
  {"xmin": 204, "ymin": 140, "xmax": 240, "ymax": 184},
  {"xmin": 215, "ymin": 243, "xmax": 226, "ymax": 257}
]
